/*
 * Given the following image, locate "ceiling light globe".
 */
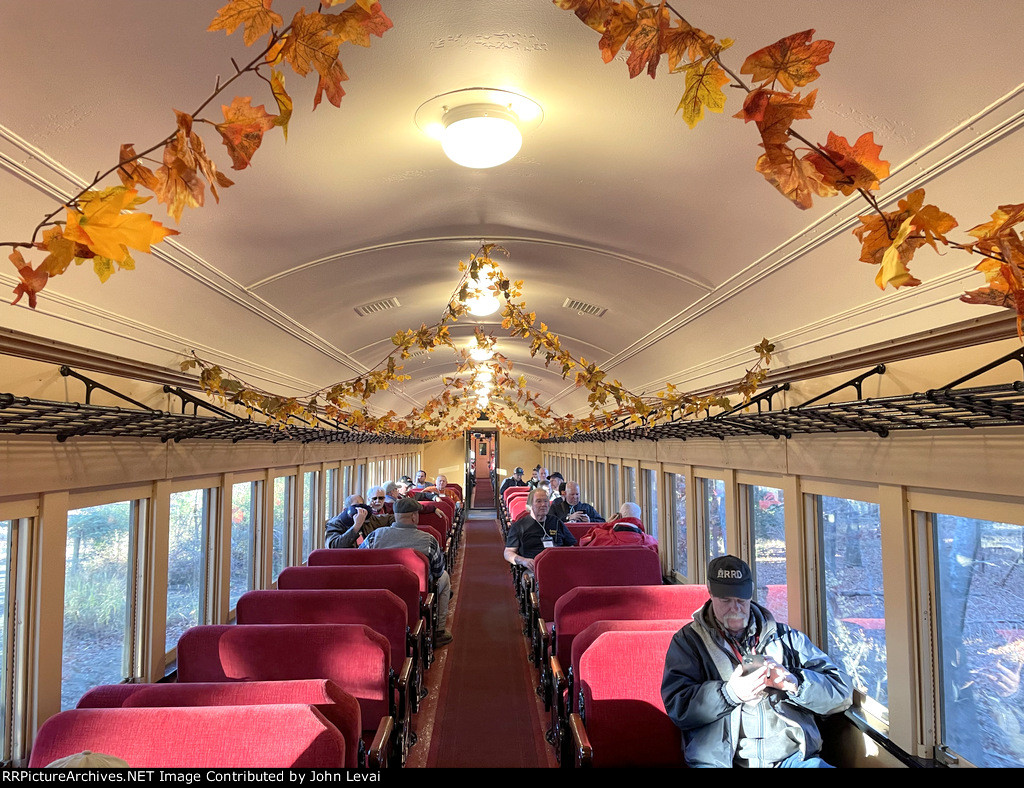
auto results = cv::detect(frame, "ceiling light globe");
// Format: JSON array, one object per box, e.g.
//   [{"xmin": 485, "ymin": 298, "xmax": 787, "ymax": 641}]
[
  {"xmin": 441, "ymin": 104, "xmax": 522, "ymax": 169},
  {"xmin": 465, "ymin": 290, "xmax": 500, "ymax": 316},
  {"xmin": 469, "ymin": 347, "xmax": 494, "ymax": 362}
]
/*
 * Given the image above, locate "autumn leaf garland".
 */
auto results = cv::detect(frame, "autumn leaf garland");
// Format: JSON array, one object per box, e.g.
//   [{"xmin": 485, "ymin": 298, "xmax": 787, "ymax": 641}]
[
  {"xmin": 553, "ymin": 0, "xmax": 1024, "ymax": 335},
  {"xmin": 4, "ymin": 1, "xmax": 393, "ymax": 307}
]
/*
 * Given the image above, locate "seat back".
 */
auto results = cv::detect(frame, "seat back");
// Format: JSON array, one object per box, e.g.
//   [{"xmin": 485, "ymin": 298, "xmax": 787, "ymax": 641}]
[
  {"xmin": 553, "ymin": 583, "xmax": 710, "ymax": 661},
  {"xmin": 308, "ymin": 548, "xmax": 430, "ymax": 595},
  {"xmin": 176, "ymin": 624, "xmax": 391, "ymax": 730},
  {"xmin": 29, "ymin": 705, "xmax": 346, "ymax": 768},
  {"xmin": 504, "ymin": 486, "xmax": 528, "ymax": 506},
  {"xmin": 509, "ymin": 499, "xmax": 528, "ymax": 521},
  {"xmin": 278, "ymin": 565, "xmax": 420, "ymax": 629},
  {"xmin": 534, "ymin": 546, "xmax": 663, "ymax": 621},
  {"xmin": 566, "ymin": 523, "xmax": 596, "ymax": 543},
  {"xmin": 570, "ymin": 619, "xmax": 690, "ymax": 713},
  {"xmin": 236, "ymin": 589, "xmax": 408, "ymax": 667},
  {"xmin": 418, "ymin": 524, "xmax": 444, "ymax": 551},
  {"xmin": 578, "ymin": 630, "xmax": 685, "ymax": 768},
  {"xmin": 77, "ymin": 680, "xmax": 361, "ymax": 768}
]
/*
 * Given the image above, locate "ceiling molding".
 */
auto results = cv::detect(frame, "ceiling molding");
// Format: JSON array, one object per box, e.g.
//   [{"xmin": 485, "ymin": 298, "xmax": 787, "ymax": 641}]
[
  {"xmin": 245, "ymin": 234, "xmax": 716, "ymax": 293},
  {"xmin": 545, "ymin": 83, "xmax": 1024, "ymax": 404}
]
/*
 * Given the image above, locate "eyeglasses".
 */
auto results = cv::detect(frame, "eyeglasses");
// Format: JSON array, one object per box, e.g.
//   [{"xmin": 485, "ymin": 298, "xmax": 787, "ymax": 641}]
[{"xmin": 371, "ymin": 496, "xmax": 385, "ymax": 501}]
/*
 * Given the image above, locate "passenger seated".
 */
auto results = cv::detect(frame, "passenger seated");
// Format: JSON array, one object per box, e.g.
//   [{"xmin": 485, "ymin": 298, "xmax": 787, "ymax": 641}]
[
  {"xmin": 324, "ymin": 497, "xmax": 391, "ymax": 549},
  {"xmin": 547, "ymin": 472, "xmax": 565, "ymax": 503},
  {"xmin": 528, "ymin": 467, "xmax": 549, "ymax": 490},
  {"xmin": 425, "ymin": 475, "xmax": 462, "ymax": 508},
  {"xmin": 499, "ymin": 466, "xmax": 529, "ymax": 497},
  {"xmin": 367, "ymin": 485, "xmax": 393, "ymax": 516},
  {"xmin": 360, "ymin": 496, "xmax": 453, "ymax": 646},
  {"xmin": 579, "ymin": 502, "xmax": 656, "ymax": 551},
  {"xmin": 503, "ymin": 487, "xmax": 577, "ymax": 574},
  {"xmin": 549, "ymin": 481, "xmax": 604, "ymax": 524},
  {"xmin": 661, "ymin": 555, "xmax": 853, "ymax": 768},
  {"xmin": 414, "ymin": 470, "xmax": 430, "ymax": 487}
]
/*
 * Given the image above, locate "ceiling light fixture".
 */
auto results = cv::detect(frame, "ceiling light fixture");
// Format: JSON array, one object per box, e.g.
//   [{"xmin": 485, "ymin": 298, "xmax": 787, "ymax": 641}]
[
  {"xmin": 464, "ymin": 275, "xmax": 500, "ymax": 316},
  {"xmin": 416, "ymin": 88, "xmax": 543, "ymax": 169}
]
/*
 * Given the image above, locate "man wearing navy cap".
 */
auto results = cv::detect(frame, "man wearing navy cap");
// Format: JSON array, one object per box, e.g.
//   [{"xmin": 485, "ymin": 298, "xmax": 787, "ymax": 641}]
[
  {"xmin": 661, "ymin": 555, "xmax": 852, "ymax": 768},
  {"xmin": 499, "ymin": 466, "xmax": 529, "ymax": 497}
]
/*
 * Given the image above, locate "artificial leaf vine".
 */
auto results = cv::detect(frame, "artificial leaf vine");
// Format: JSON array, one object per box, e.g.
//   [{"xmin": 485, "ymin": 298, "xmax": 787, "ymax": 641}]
[
  {"xmin": 3, "ymin": 1, "xmax": 392, "ymax": 305},
  {"xmin": 552, "ymin": 0, "xmax": 1024, "ymax": 335},
  {"xmin": 184, "ymin": 244, "xmax": 775, "ymax": 440}
]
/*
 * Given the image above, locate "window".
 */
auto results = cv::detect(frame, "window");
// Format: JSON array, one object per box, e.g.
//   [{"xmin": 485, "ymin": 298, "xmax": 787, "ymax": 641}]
[
  {"xmin": 609, "ymin": 463, "xmax": 619, "ymax": 511},
  {"xmin": 595, "ymin": 462, "xmax": 606, "ymax": 516},
  {"xmin": 744, "ymin": 484, "xmax": 788, "ymax": 624},
  {"xmin": 325, "ymin": 468, "xmax": 338, "ymax": 521},
  {"xmin": 229, "ymin": 481, "xmax": 259, "ymax": 610},
  {"xmin": 63, "ymin": 499, "xmax": 143, "ymax": 710},
  {"xmin": 624, "ymin": 466, "xmax": 637, "ymax": 502},
  {"xmin": 342, "ymin": 465, "xmax": 353, "ymax": 501},
  {"xmin": 272, "ymin": 476, "xmax": 293, "ymax": 584},
  {"xmin": 814, "ymin": 494, "xmax": 887, "ymax": 714},
  {"xmin": 301, "ymin": 471, "xmax": 319, "ymax": 564},
  {"xmin": 930, "ymin": 512, "xmax": 1024, "ymax": 768},
  {"xmin": 643, "ymin": 469, "xmax": 659, "ymax": 534},
  {"xmin": 669, "ymin": 474, "xmax": 688, "ymax": 580},
  {"xmin": 166, "ymin": 488, "xmax": 212, "ymax": 654},
  {"xmin": 356, "ymin": 464, "xmax": 366, "ymax": 499},
  {"xmin": 700, "ymin": 477, "xmax": 727, "ymax": 559},
  {"xmin": 0, "ymin": 518, "xmax": 14, "ymax": 755},
  {"xmin": 587, "ymin": 460, "xmax": 595, "ymax": 499}
]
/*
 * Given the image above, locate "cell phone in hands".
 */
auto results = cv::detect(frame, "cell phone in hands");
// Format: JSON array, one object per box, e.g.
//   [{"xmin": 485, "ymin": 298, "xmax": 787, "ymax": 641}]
[{"xmin": 741, "ymin": 655, "xmax": 766, "ymax": 675}]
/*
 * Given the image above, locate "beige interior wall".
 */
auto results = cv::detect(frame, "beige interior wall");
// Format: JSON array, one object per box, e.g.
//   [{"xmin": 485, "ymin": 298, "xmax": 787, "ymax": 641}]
[
  {"xmin": 494, "ymin": 433, "xmax": 541, "ymax": 479},
  {"xmin": 420, "ymin": 437, "xmax": 466, "ymax": 483}
]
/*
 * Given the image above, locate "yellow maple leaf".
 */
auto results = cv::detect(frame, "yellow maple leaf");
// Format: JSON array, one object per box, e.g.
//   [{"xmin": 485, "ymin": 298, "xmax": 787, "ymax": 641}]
[
  {"xmin": 64, "ymin": 187, "xmax": 178, "ymax": 265},
  {"xmin": 875, "ymin": 216, "xmax": 921, "ymax": 289},
  {"xmin": 676, "ymin": 59, "xmax": 729, "ymax": 128},
  {"xmin": 269, "ymin": 70, "xmax": 293, "ymax": 139},
  {"xmin": 208, "ymin": 0, "xmax": 283, "ymax": 47}
]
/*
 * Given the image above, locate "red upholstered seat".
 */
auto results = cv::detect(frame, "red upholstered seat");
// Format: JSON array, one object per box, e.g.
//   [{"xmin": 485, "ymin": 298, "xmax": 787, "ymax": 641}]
[
  {"xmin": 175, "ymin": 624, "xmax": 405, "ymax": 763},
  {"xmin": 509, "ymin": 499, "xmax": 528, "ymax": 521},
  {"xmin": 236, "ymin": 589, "xmax": 410, "ymax": 670},
  {"xmin": 278, "ymin": 565, "xmax": 420, "ymax": 631},
  {"xmin": 308, "ymin": 548, "xmax": 430, "ymax": 595},
  {"xmin": 28, "ymin": 705, "xmax": 346, "ymax": 768},
  {"xmin": 566, "ymin": 523, "xmax": 596, "ymax": 543},
  {"xmin": 306, "ymin": 548, "xmax": 437, "ymax": 660},
  {"xmin": 571, "ymin": 630, "xmax": 685, "ymax": 768},
  {"xmin": 77, "ymin": 680, "xmax": 362, "ymax": 768},
  {"xmin": 546, "ymin": 584, "xmax": 710, "ymax": 763}
]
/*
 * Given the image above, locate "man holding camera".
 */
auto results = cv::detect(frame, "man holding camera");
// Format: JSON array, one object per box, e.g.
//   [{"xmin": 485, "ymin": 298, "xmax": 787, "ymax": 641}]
[{"xmin": 661, "ymin": 555, "xmax": 852, "ymax": 768}]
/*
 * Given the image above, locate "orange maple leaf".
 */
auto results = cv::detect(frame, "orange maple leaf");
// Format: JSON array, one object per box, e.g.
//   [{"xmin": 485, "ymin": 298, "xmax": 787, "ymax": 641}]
[
  {"xmin": 155, "ymin": 111, "xmax": 234, "ymax": 221},
  {"xmin": 804, "ymin": 131, "xmax": 890, "ymax": 195},
  {"xmin": 553, "ymin": 0, "xmax": 615, "ymax": 33},
  {"xmin": 34, "ymin": 227, "xmax": 81, "ymax": 276},
  {"xmin": 208, "ymin": 0, "xmax": 284, "ymax": 47},
  {"xmin": 328, "ymin": 1, "xmax": 393, "ymax": 47},
  {"xmin": 755, "ymin": 143, "xmax": 834, "ymax": 210},
  {"xmin": 663, "ymin": 17, "xmax": 716, "ymax": 71},
  {"xmin": 598, "ymin": 0, "xmax": 642, "ymax": 62},
  {"xmin": 747, "ymin": 89, "xmax": 817, "ymax": 147},
  {"xmin": 741, "ymin": 29, "xmax": 834, "ymax": 91},
  {"xmin": 9, "ymin": 250, "xmax": 48, "ymax": 308},
  {"xmin": 624, "ymin": 1, "xmax": 669, "ymax": 78},
  {"xmin": 898, "ymin": 188, "xmax": 957, "ymax": 251},
  {"xmin": 313, "ymin": 58, "xmax": 349, "ymax": 109},
  {"xmin": 116, "ymin": 143, "xmax": 160, "ymax": 192},
  {"xmin": 215, "ymin": 96, "xmax": 277, "ymax": 170},
  {"xmin": 277, "ymin": 9, "xmax": 341, "ymax": 78},
  {"xmin": 964, "ymin": 203, "xmax": 1024, "ymax": 253}
]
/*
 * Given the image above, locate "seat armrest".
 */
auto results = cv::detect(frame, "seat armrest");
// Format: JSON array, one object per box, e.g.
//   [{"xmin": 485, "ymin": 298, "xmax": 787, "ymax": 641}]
[
  {"xmin": 569, "ymin": 713, "xmax": 593, "ymax": 768},
  {"xmin": 367, "ymin": 717, "xmax": 394, "ymax": 769}
]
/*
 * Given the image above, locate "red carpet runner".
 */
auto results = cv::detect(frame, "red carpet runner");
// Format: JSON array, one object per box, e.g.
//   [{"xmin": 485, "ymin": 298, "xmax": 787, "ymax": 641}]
[{"xmin": 423, "ymin": 509, "xmax": 555, "ymax": 767}]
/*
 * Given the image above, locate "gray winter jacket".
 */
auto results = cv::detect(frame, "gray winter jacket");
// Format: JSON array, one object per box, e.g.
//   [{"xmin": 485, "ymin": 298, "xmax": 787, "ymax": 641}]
[{"xmin": 661, "ymin": 600, "xmax": 853, "ymax": 768}]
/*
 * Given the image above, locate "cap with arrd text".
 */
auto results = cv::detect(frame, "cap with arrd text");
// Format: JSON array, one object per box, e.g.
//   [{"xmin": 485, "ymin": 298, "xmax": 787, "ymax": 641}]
[{"xmin": 707, "ymin": 555, "xmax": 753, "ymax": 599}]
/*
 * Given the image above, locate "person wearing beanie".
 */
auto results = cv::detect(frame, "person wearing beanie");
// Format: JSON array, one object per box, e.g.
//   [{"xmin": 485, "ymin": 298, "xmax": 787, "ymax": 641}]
[{"xmin": 661, "ymin": 555, "xmax": 852, "ymax": 768}]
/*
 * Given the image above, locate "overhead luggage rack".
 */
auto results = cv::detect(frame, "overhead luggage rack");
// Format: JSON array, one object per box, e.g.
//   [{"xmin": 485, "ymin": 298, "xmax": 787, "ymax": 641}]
[
  {"xmin": 0, "ymin": 367, "xmax": 418, "ymax": 445},
  {"xmin": 542, "ymin": 348, "xmax": 1024, "ymax": 443}
]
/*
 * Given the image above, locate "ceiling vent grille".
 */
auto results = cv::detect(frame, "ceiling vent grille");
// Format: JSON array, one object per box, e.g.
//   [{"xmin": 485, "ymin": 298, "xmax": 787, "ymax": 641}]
[
  {"xmin": 562, "ymin": 297, "xmax": 607, "ymax": 317},
  {"xmin": 354, "ymin": 297, "xmax": 400, "ymax": 317}
]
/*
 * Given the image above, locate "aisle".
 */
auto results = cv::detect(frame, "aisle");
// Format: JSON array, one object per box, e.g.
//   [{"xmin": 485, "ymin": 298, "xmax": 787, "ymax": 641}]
[{"xmin": 419, "ymin": 508, "xmax": 555, "ymax": 768}]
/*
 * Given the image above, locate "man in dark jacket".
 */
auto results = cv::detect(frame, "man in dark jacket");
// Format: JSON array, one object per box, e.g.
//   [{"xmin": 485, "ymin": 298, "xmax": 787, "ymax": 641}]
[
  {"xmin": 502, "ymin": 486, "xmax": 577, "ymax": 574},
  {"xmin": 661, "ymin": 555, "xmax": 852, "ymax": 767},
  {"xmin": 499, "ymin": 466, "xmax": 529, "ymax": 497}
]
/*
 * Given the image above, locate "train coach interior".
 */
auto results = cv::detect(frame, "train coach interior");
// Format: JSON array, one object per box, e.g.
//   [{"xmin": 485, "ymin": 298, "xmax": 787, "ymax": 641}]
[{"xmin": 2, "ymin": 0, "xmax": 1024, "ymax": 770}]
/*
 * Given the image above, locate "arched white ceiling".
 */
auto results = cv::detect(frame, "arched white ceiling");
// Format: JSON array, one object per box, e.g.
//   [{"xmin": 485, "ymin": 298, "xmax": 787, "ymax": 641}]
[{"xmin": 1, "ymin": 1, "xmax": 1022, "ymax": 419}]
